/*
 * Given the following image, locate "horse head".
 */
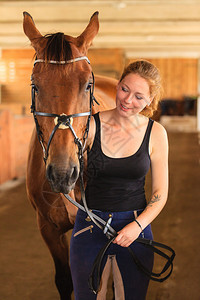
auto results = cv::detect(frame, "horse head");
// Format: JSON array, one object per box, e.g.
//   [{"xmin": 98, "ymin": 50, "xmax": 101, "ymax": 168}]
[{"xmin": 23, "ymin": 12, "xmax": 99, "ymax": 194}]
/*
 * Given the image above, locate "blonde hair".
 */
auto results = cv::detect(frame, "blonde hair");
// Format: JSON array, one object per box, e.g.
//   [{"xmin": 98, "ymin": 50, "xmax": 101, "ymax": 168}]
[{"xmin": 120, "ymin": 60, "xmax": 162, "ymax": 117}]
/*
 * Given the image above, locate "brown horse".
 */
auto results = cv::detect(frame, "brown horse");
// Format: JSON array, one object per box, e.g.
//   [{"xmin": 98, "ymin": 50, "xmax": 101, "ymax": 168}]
[{"xmin": 24, "ymin": 11, "xmax": 117, "ymax": 300}]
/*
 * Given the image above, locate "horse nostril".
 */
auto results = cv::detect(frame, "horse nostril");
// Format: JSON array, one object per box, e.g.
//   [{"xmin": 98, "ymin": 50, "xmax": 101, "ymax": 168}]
[
  {"xmin": 46, "ymin": 164, "xmax": 55, "ymax": 182},
  {"xmin": 46, "ymin": 163, "xmax": 79, "ymax": 191},
  {"xmin": 70, "ymin": 166, "xmax": 79, "ymax": 184}
]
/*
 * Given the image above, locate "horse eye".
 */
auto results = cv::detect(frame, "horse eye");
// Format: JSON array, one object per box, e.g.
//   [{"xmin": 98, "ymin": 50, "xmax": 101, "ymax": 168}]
[
  {"xmin": 31, "ymin": 84, "xmax": 39, "ymax": 94},
  {"xmin": 86, "ymin": 82, "xmax": 92, "ymax": 91}
]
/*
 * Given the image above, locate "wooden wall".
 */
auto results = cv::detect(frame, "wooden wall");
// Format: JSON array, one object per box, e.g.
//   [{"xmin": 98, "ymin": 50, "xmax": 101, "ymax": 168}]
[
  {"xmin": 0, "ymin": 110, "xmax": 33, "ymax": 184},
  {"xmin": 0, "ymin": 49, "xmax": 35, "ymax": 114}
]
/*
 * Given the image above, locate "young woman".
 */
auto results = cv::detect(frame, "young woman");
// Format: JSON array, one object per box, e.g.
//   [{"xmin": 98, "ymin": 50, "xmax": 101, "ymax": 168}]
[{"xmin": 70, "ymin": 60, "xmax": 168, "ymax": 300}]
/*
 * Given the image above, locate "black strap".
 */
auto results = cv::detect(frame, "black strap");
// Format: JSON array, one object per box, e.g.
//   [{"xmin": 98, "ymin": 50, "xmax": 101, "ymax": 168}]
[
  {"xmin": 88, "ymin": 236, "xmax": 116, "ymax": 294},
  {"xmin": 89, "ymin": 236, "xmax": 175, "ymax": 294},
  {"xmin": 128, "ymin": 238, "xmax": 175, "ymax": 282}
]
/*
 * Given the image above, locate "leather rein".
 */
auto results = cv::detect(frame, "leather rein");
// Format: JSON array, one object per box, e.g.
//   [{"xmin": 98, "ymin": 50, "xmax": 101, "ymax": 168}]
[{"xmin": 31, "ymin": 56, "xmax": 175, "ymax": 295}]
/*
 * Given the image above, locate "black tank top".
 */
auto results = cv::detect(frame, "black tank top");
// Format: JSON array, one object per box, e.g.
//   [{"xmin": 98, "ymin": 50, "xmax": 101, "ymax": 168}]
[{"xmin": 85, "ymin": 112, "xmax": 154, "ymax": 211}]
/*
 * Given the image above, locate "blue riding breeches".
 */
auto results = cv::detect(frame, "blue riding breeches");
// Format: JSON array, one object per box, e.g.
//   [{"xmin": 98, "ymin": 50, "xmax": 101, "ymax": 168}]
[{"xmin": 70, "ymin": 209, "xmax": 154, "ymax": 300}]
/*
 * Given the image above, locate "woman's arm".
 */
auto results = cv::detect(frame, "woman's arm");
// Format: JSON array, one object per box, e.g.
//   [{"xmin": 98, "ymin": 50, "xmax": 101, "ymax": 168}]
[
  {"xmin": 114, "ymin": 122, "xmax": 169, "ymax": 247},
  {"xmin": 136, "ymin": 122, "xmax": 168, "ymax": 230}
]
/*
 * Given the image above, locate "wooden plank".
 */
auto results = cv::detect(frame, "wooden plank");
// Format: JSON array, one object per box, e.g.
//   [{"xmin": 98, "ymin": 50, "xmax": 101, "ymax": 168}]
[
  {"xmin": 184, "ymin": 58, "xmax": 198, "ymax": 97},
  {"xmin": 88, "ymin": 48, "xmax": 124, "ymax": 78},
  {"xmin": 0, "ymin": 51, "xmax": 34, "ymax": 104},
  {"xmin": 0, "ymin": 103, "xmax": 31, "ymax": 115},
  {"xmin": 1, "ymin": 49, "xmax": 34, "ymax": 59},
  {"xmin": 94, "ymin": 35, "xmax": 200, "ymax": 46},
  {"xmin": 0, "ymin": 110, "xmax": 33, "ymax": 184},
  {"xmin": 125, "ymin": 47, "xmax": 200, "ymax": 58},
  {"xmin": 3, "ymin": 34, "xmax": 200, "ymax": 51},
  {"xmin": 1, "ymin": 2, "xmax": 200, "ymax": 22},
  {"xmin": 14, "ymin": 116, "xmax": 34, "ymax": 178},
  {"xmin": 3, "ymin": 20, "xmax": 200, "ymax": 36},
  {"xmin": 0, "ymin": 110, "xmax": 15, "ymax": 183}
]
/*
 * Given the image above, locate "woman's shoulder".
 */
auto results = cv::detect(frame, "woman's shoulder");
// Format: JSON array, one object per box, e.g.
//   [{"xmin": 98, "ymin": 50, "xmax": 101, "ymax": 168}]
[
  {"xmin": 151, "ymin": 120, "xmax": 168, "ymax": 138},
  {"xmin": 150, "ymin": 120, "xmax": 168, "ymax": 152}
]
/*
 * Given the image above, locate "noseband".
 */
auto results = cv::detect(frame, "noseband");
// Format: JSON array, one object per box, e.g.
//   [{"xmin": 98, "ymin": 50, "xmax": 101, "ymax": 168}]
[{"xmin": 31, "ymin": 56, "xmax": 98, "ymax": 163}]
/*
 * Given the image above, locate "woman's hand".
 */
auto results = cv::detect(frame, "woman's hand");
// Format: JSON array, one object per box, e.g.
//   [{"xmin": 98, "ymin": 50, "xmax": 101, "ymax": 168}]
[{"xmin": 113, "ymin": 221, "xmax": 142, "ymax": 247}]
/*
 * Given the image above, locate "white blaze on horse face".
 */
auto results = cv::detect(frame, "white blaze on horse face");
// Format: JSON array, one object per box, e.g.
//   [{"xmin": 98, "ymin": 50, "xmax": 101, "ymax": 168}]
[{"xmin": 54, "ymin": 114, "xmax": 73, "ymax": 129}]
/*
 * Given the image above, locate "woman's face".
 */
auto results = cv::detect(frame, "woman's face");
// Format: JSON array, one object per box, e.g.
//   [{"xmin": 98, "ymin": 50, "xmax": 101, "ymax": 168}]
[{"xmin": 116, "ymin": 73, "xmax": 151, "ymax": 117}]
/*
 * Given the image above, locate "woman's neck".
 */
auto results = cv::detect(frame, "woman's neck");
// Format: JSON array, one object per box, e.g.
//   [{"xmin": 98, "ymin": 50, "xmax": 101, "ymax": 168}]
[{"xmin": 108, "ymin": 108, "xmax": 147, "ymax": 130}]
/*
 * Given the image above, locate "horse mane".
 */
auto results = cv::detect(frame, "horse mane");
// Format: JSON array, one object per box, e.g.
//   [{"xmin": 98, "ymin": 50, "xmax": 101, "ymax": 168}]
[{"xmin": 41, "ymin": 32, "xmax": 73, "ymax": 62}]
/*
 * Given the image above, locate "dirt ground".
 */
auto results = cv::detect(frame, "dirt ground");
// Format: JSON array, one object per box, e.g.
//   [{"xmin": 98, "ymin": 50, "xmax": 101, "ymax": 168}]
[{"xmin": 0, "ymin": 131, "xmax": 200, "ymax": 300}]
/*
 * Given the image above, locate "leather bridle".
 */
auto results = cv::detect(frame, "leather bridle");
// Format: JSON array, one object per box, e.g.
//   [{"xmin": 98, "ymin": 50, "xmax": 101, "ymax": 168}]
[
  {"xmin": 30, "ymin": 56, "xmax": 175, "ymax": 295},
  {"xmin": 31, "ymin": 56, "xmax": 98, "ymax": 163}
]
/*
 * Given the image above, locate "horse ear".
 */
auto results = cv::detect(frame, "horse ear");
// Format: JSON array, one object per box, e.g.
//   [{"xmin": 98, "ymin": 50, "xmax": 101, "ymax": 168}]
[
  {"xmin": 23, "ymin": 12, "xmax": 43, "ymax": 51},
  {"xmin": 76, "ymin": 11, "xmax": 99, "ymax": 53}
]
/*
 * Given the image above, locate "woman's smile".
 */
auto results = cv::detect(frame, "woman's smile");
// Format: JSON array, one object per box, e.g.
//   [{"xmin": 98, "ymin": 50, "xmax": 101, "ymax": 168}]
[{"xmin": 120, "ymin": 103, "xmax": 133, "ymax": 111}]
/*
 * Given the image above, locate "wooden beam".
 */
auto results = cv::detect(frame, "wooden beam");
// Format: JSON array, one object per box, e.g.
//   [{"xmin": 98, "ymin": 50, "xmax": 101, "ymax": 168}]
[
  {"xmin": 1, "ymin": 1, "xmax": 200, "ymax": 22},
  {"xmin": 3, "ymin": 20, "xmax": 200, "ymax": 36}
]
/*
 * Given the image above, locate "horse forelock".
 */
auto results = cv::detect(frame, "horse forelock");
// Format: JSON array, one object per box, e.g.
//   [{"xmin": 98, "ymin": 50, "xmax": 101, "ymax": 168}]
[{"xmin": 38, "ymin": 32, "xmax": 74, "ymax": 63}]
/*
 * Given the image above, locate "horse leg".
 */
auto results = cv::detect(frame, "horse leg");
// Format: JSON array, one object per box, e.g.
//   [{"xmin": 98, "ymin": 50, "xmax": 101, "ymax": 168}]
[{"xmin": 37, "ymin": 211, "xmax": 73, "ymax": 300}]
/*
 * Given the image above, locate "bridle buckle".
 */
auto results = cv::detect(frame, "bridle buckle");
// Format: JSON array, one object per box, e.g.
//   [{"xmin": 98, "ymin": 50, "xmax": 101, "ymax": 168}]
[{"xmin": 54, "ymin": 114, "xmax": 73, "ymax": 129}]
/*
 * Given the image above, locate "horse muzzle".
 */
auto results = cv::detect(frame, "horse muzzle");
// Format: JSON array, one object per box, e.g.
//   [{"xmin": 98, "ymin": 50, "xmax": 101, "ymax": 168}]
[{"xmin": 46, "ymin": 162, "xmax": 79, "ymax": 194}]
